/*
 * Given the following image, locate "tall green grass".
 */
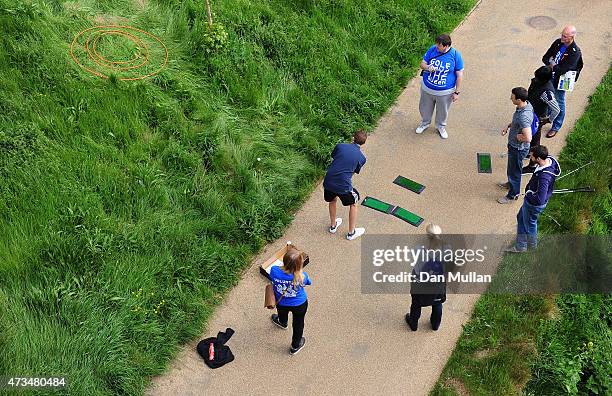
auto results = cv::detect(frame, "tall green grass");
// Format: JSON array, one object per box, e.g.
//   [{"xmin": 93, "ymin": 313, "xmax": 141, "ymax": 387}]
[
  {"xmin": 0, "ymin": 0, "xmax": 476, "ymax": 394},
  {"xmin": 431, "ymin": 69, "xmax": 612, "ymax": 396}
]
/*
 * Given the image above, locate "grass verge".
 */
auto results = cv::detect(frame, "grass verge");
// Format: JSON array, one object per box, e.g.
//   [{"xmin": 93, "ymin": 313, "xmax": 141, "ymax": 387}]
[{"xmin": 431, "ymin": 68, "xmax": 612, "ymax": 395}]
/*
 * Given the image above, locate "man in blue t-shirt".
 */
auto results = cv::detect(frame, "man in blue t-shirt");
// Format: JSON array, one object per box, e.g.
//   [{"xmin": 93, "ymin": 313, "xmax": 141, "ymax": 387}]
[
  {"xmin": 323, "ymin": 130, "xmax": 367, "ymax": 241},
  {"xmin": 416, "ymin": 34, "xmax": 464, "ymax": 139}
]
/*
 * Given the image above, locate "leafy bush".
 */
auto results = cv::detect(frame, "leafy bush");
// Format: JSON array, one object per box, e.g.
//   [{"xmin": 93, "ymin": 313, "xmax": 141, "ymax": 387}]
[
  {"xmin": 526, "ymin": 294, "xmax": 612, "ymax": 395},
  {"xmin": 191, "ymin": 21, "xmax": 229, "ymax": 55}
]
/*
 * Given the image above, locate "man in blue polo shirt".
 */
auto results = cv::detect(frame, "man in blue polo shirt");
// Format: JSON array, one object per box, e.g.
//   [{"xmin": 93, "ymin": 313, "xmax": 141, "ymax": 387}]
[
  {"xmin": 323, "ymin": 130, "xmax": 367, "ymax": 241},
  {"xmin": 415, "ymin": 34, "xmax": 464, "ymax": 139}
]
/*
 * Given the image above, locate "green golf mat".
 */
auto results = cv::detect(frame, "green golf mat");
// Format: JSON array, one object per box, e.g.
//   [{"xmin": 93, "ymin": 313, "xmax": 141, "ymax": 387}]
[
  {"xmin": 391, "ymin": 206, "xmax": 424, "ymax": 227},
  {"xmin": 361, "ymin": 196, "xmax": 396, "ymax": 214},
  {"xmin": 477, "ymin": 152, "xmax": 492, "ymax": 173},
  {"xmin": 393, "ymin": 175, "xmax": 425, "ymax": 194}
]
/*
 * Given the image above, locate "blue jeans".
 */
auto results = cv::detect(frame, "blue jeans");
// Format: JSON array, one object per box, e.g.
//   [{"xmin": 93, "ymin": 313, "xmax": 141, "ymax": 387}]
[
  {"xmin": 506, "ymin": 144, "xmax": 530, "ymax": 199},
  {"xmin": 516, "ymin": 200, "xmax": 547, "ymax": 249},
  {"xmin": 551, "ymin": 89, "xmax": 566, "ymax": 131}
]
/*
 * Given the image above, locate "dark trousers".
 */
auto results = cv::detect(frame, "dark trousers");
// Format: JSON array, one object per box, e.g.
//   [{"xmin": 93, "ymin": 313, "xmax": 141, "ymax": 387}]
[
  {"xmin": 277, "ymin": 300, "xmax": 308, "ymax": 348},
  {"xmin": 409, "ymin": 301, "xmax": 443, "ymax": 330}
]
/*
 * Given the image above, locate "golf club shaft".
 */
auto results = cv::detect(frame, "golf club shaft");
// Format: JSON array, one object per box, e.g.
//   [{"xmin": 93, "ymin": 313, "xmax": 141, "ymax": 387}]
[{"xmin": 557, "ymin": 161, "xmax": 595, "ymax": 180}]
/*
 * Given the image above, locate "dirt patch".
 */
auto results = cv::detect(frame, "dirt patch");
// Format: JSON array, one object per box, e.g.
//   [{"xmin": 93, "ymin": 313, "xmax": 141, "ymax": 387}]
[
  {"xmin": 543, "ymin": 294, "xmax": 560, "ymax": 319},
  {"xmin": 473, "ymin": 348, "xmax": 494, "ymax": 359},
  {"xmin": 509, "ymin": 340, "xmax": 537, "ymax": 355},
  {"xmin": 444, "ymin": 378, "xmax": 470, "ymax": 396},
  {"xmin": 92, "ymin": 14, "xmax": 129, "ymax": 25},
  {"xmin": 62, "ymin": 1, "xmax": 82, "ymax": 11},
  {"xmin": 575, "ymin": 209, "xmax": 591, "ymax": 233},
  {"xmin": 134, "ymin": 0, "xmax": 148, "ymax": 10}
]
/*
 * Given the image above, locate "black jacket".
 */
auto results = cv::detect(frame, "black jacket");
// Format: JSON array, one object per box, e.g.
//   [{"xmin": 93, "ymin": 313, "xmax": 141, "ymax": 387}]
[
  {"xmin": 197, "ymin": 328, "xmax": 235, "ymax": 369},
  {"xmin": 528, "ymin": 78, "xmax": 556, "ymax": 118},
  {"xmin": 542, "ymin": 39, "xmax": 583, "ymax": 87},
  {"xmin": 411, "ymin": 257, "xmax": 447, "ymax": 307}
]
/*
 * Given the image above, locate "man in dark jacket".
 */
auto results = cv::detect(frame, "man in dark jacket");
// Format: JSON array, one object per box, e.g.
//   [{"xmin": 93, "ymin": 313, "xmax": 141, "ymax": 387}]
[
  {"xmin": 541, "ymin": 25, "xmax": 583, "ymax": 138},
  {"xmin": 405, "ymin": 224, "xmax": 447, "ymax": 331},
  {"xmin": 523, "ymin": 66, "xmax": 560, "ymax": 173},
  {"xmin": 506, "ymin": 145, "xmax": 561, "ymax": 253}
]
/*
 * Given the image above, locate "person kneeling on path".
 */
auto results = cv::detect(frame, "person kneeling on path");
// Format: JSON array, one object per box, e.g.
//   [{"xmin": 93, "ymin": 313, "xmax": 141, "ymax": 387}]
[
  {"xmin": 323, "ymin": 129, "xmax": 367, "ymax": 240},
  {"xmin": 523, "ymin": 66, "xmax": 560, "ymax": 173},
  {"xmin": 506, "ymin": 145, "xmax": 560, "ymax": 253},
  {"xmin": 498, "ymin": 87, "xmax": 533, "ymax": 204},
  {"xmin": 405, "ymin": 224, "xmax": 447, "ymax": 331},
  {"xmin": 415, "ymin": 33, "xmax": 464, "ymax": 139},
  {"xmin": 270, "ymin": 247, "xmax": 311, "ymax": 355}
]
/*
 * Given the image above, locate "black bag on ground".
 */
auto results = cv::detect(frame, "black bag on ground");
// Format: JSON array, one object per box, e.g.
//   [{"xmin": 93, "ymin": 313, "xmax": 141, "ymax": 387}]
[{"xmin": 197, "ymin": 328, "xmax": 235, "ymax": 369}]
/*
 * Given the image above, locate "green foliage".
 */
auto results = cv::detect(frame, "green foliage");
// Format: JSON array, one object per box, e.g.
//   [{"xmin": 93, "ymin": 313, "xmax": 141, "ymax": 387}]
[
  {"xmin": 539, "ymin": 70, "xmax": 612, "ymax": 234},
  {"xmin": 192, "ymin": 21, "xmax": 229, "ymax": 55},
  {"xmin": 432, "ymin": 69, "xmax": 612, "ymax": 396},
  {"xmin": 0, "ymin": 0, "xmax": 477, "ymax": 394},
  {"xmin": 526, "ymin": 294, "xmax": 612, "ymax": 395}
]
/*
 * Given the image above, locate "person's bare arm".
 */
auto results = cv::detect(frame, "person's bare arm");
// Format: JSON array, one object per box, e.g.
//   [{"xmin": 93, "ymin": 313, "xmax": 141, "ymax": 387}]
[
  {"xmin": 517, "ymin": 126, "xmax": 532, "ymax": 142},
  {"xmin": 501, "ymin": 123, "xmax": 511, "ymax": 135},
  {"xmin": 420, "ymin": 60, "xmax": 436, "ymax": 72},
  {"xmin": 452, "ymin": 70, "xmax": 463, "ymax": 102}
]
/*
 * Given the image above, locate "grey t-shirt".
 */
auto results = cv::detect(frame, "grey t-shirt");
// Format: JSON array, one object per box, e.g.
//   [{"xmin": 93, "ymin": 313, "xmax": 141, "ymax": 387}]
[{"xmin": 508, "ymin": 102, "xmax": 533, "ymax": 150}]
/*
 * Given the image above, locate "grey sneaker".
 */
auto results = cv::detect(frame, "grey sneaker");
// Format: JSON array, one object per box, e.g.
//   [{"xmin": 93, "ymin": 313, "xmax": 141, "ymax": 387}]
[
  {"xmin": 271, "ymin": 314, "xmax": 288, "ymax": 330},
  {"xmin": 504, "ymin": 245, "xmax": 527, "ymax": 253},
  {"xmin": 415, "ymin": 123, "xmax": 430, "ymax": 134},
  {"xmin": 328, "ymin": 218, "xmax": 342, "ymax": 234},
  {"xmin": 290, "ymin": 337, "xmax": 306, "ymax": 355},
  {"xmin": 346, "ymin": 227, "xmax": 365, "ymax": 241},
  {"xmin": 497, "ymin": 182, "xmax": 511, "ymax": 189},
  {"xmin": 437, "ymin": 127, "xmax": 448, "ymax": 139},
  {"xmin": 497, "ymin": 195, "xmax": 517, "ymax": 204}
]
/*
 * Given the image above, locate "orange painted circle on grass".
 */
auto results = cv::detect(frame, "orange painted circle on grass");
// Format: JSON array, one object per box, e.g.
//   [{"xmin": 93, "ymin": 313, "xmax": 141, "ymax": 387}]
[
  {"xmin": 70, "ymin": 25, "xmax": 168, "ymax": 81},
  {"xmin": 90, "ymin": 30, "xmax": 149, "ymax": 69}
]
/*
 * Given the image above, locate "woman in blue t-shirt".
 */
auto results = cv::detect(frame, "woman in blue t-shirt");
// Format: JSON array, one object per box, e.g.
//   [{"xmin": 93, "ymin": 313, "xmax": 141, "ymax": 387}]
[{"xmin": 270, "ymin": 247, "xmax": 312, "ymax": 355}]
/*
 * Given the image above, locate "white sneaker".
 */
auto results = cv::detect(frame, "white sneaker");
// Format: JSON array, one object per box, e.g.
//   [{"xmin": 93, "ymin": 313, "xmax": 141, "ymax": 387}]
[
  {"xmin": 415, "ymin": 124, "xmax": 430, "ymax": 134},
  {"xmin": 437, "ymin": 127, "xmax": 448, "ymax": 139},
  {"xmin": 346, "ymin": 227, "xmax": 365, "ymax": 241},
  {"xmin": 329, "ymin": 218, "xmax": 342, "ymax": 234}
]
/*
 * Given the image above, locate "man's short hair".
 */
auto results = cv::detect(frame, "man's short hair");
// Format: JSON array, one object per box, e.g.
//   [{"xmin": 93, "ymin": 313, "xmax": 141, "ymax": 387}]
[
  {"xmin": 534, "ymin": 66, "xmax": 552, "ymax": 83},
  {"xmin": 532, "ymin": 145, "xmax": 549, "ymax": 160},
  {"xmin": 353, "ymin": 129, "xmax": 367, "ymax": 145},
  {"xmin": 435, "ymin": 34, "xmax": 452, "ymax": 47},
  {"xmin": 511, "ymin": 87, "xmax": 528, "ymax": 102}
]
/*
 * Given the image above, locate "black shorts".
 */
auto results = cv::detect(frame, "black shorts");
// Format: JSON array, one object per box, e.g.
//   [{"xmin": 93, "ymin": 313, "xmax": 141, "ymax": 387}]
[{"xmin": 324, "ymin": 188, "xmax": 360, "ymax": 206}]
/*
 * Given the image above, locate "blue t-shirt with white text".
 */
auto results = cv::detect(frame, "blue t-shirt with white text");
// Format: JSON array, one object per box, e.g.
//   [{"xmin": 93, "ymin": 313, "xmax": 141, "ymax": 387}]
[
  {"xmin": 422, "ymin": 46, "xmax": 464, "ymax": 92},
  {"xmin": 554, "ymin": 45, "xmax": 567, "ymax": 65},
  {"xmin": 270, "ymin": 266, "xmax": 312, "ymax": 307},
  {"xmin": 552, "ymin": 44, "xmax": 567, "ymax": 79}
]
